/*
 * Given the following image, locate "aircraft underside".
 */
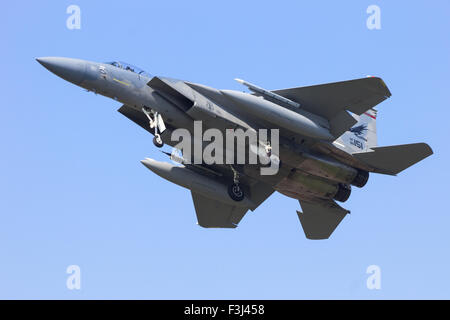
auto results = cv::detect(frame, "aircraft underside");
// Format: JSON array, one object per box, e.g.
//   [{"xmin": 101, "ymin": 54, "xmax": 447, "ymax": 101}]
[{"xmin": 37, "ymin": 57, "xmax": 433, "ymax": 239}]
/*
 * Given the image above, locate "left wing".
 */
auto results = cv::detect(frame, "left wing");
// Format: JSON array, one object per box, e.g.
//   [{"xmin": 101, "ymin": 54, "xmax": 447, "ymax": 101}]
[
  {"xmin": 192, "ymin": 181, "xmax": 274, "ymax": 228},
  {"xmin": 191, "ymin": 192, "xmax": 248, "ymax": 228},
  {"xmin": 297, "ymin": 199, "xmax": 350, "ymax": 239}
]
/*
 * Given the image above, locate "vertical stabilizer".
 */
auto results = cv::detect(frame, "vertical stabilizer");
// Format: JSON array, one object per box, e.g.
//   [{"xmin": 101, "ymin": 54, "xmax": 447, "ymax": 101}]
[{"xmin": 337, "ymin": 109, "xmax": 377, "ymax": 153}]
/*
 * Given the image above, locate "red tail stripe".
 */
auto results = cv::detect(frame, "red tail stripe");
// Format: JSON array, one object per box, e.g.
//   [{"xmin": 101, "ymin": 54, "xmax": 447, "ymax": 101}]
[{"xmin": 364, "ymin": 112, "xmax": 376, "ymax": 119}]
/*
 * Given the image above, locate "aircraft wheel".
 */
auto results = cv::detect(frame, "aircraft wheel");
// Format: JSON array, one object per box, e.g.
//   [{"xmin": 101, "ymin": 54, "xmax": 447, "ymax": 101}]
[
  {"xmin": 228, "ymin": 183, "xmax": 244, "ymax": 202},
  {"xmin": 153, "ymin": 135, "xmax": 164, "ymax": 148}
]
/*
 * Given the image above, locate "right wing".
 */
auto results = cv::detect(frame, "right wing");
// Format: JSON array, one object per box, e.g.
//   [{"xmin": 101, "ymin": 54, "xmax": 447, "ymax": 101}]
[
  {"xmin": 297, "ymin": 199, "xmax": 350, "ymax": 240},
  {"xmin": 272, "ymin": 77, "xmax": 391, "ymax": 121}
]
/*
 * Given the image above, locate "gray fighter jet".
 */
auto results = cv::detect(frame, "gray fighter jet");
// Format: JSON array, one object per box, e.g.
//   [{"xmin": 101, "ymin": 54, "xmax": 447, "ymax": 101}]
[{"xmin": 37, "ymin": 57, "xmax": 433, "ymax": 239}]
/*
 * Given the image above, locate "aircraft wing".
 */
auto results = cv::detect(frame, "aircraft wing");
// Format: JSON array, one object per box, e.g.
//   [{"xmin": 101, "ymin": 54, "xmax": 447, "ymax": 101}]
[
  {"xmin": 297, "ymin": 199, "xmax": 350, "ymax": 239},
  {"xmin": 272, "ymin": 77, "xmax": 391, "ymax": 120},
  {"xmin": 191, "ymin": 192, "xmax": 248, "ymax": 228},
  {"xmin": 191, "ymin": 181, "xmax": 274, "ymax": 228}
]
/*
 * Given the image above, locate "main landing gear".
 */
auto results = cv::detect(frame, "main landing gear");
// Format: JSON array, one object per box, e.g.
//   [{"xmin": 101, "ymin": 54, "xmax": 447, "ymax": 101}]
[
  {"xmin": 142, "ymin": 107, "xmax": 165, "ymax": 148},
  {"xmin": 264, "ymin": 141, "xmax": 272, "ymax": 157},
  {"xmin": 228, "ymin": 166, "xmax": 245, "ymax": 202}
]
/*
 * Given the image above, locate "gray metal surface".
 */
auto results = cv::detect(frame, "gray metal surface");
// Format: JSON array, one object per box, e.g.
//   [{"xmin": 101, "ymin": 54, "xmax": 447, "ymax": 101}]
[{"xmin": 37, "ymin": 56, "xmax": 433, "ymax": 239}]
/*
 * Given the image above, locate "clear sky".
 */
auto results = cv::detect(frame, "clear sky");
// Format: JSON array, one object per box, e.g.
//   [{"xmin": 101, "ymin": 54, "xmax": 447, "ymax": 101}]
[{"xmin": 1, "ymin": 1, "xmax": 449, "ymax": 299}]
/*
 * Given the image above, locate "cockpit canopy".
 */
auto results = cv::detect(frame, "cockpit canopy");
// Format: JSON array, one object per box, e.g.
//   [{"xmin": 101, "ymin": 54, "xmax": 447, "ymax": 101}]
[{"xmin": 106, "ymin": 61, "xmax": 151, "ymax": 77}]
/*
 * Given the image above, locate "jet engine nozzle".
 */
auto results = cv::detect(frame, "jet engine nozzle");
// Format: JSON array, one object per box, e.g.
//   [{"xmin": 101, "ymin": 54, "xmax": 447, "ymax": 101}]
[
  {"xmin": 351, "ymin": 170, "xmax": 369, "ymax": 188},
  {"xmin": 334, "ymin": 184, "xmax": 351, "ymax": 202}
]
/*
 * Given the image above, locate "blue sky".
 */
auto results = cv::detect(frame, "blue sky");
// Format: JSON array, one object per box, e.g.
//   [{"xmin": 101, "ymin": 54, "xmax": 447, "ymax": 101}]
[{"xmin": 1, "ymin": 1, "xmax": 449, "ymax": 299}]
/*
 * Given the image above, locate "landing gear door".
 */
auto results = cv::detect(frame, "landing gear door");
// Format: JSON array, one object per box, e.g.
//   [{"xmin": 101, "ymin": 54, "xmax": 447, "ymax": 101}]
[{"xmin": 156, "ymin": 113, "xmax": 166, "ymax": 133}]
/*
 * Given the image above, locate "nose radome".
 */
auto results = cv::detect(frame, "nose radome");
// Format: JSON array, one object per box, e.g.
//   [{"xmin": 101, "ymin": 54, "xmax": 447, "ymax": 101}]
[{"xmin": 36, "ymin": 57, "xmax": 87, "ymax": 85}]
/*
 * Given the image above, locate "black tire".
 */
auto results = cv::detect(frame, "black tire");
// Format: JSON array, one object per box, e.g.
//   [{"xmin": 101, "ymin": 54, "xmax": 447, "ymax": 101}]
[
  {"xmin": 228, "ymin": 183, "xmax": 244, "ymax": 202},
  {"xmin": 153, "ymin": 136, "xmax": 164, "ymax": 148}
]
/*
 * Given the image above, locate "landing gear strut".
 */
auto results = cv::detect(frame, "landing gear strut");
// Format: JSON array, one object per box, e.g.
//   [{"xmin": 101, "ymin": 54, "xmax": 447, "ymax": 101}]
[
  {"xmin": 264, "ymin": 141, "xmax": 272, "ymax": 157},
  {"xmin": 228, "ymin": 166, "xmax": 244, "ymax": 202},
  {"xmin": 260, "ymin": 141, "xmax": 281, "ymax": 169},
  {"xmin": 142, "ymin": 107, "xmax": 164, "ymax": 148}
]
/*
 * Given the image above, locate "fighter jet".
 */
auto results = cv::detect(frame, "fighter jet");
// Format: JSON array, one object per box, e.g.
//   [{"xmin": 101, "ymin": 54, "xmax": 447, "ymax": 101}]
[{"xmin": 37, "ymin": 57, "xmax": 433, "ymax": 239}]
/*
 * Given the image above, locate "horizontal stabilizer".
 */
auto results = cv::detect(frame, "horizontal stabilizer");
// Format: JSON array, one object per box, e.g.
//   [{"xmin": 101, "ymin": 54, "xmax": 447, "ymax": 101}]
[
  {"xmin": 353, "ymin": 143, "xmax": 433, "ymax": 175},
  {"xmin": 297, "ymin": 199, "xmax": 349, "ymax": 240}
]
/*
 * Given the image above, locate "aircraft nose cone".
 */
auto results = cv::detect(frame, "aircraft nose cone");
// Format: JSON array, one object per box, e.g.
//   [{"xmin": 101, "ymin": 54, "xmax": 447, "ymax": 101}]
[{"xmin": 36, "ymin": 57, "xmax": 86, "ymax": 85}]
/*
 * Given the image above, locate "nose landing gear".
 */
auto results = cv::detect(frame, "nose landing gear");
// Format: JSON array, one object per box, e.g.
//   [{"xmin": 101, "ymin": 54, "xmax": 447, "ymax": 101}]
[
  {"xmin": 142, "ymin": 107, "xmax": 166, "ymax": 148},
  {"xmin": 153, "ymin": 135, "xmax": 164, "ymax": 148}
]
